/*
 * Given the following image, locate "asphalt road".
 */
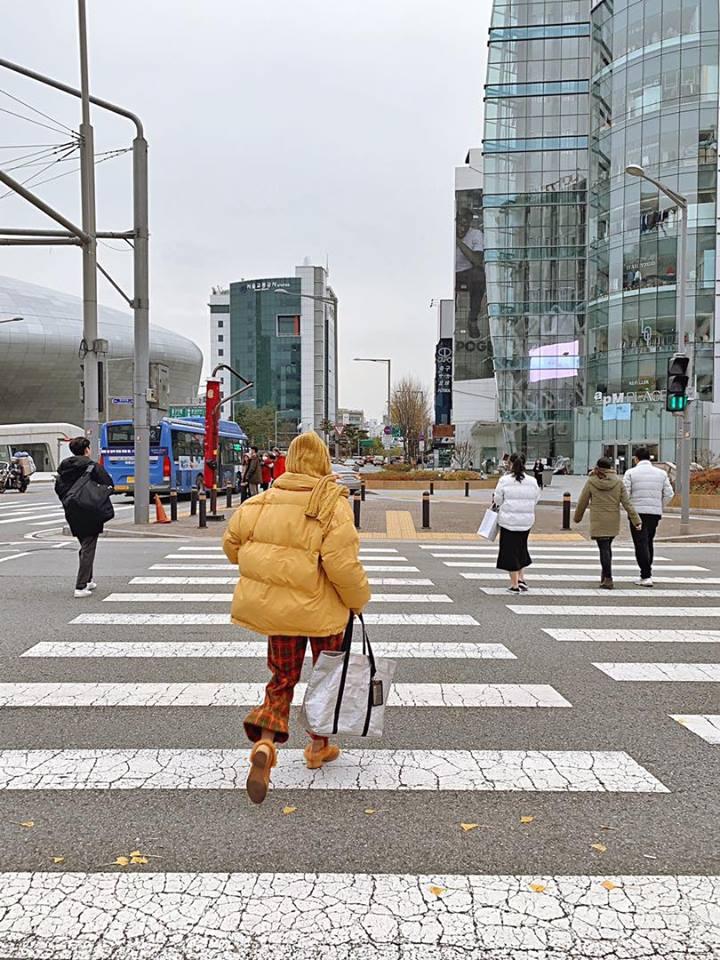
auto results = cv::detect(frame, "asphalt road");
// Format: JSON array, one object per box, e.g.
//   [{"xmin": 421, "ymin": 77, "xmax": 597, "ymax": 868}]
[{"xmin": 0, "ymin": 484, "xmax": 719, "ymax": 958}]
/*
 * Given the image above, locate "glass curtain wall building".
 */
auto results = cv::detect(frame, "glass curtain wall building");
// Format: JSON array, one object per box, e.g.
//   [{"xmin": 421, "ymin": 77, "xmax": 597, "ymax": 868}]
[
  {"xmin": 479, "ymin": 0, "xmax": 720, "ymax": 468},
  {"xmin": 208, "ymin": 265, "xmax": 338, "ymax": 437}
]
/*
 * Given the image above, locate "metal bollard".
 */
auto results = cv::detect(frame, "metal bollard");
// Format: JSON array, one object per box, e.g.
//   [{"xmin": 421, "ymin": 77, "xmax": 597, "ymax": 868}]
[
  {"xmin": 169, "ymin": 489, "xmax": 178, "ymax": 522},
  {"xmin": 226, "ymin": 483, "xmax": 233, "ymax": 509},
  {"xmin": 562, "ymin": 491, "xmax": 571, "ymax": 530},
  {"xmin": 360, "ymin": 480, "xmax": 366, "ymax": 502},
  {"xmin": 190, "ymin": 487, "xmax": 198, "ymax": 516},
  {"xmin": 198, "ymin": 491, "xmax": 207, "ymax": 528},
  {"xmin": 429, "ymin": 481, "xmax": 434, "ymax": 496},
  {"xmin": 353, "ymin": 491, "xmax": 361, "ymax": 529},
  {"xmin": 422, "ymin": 490, "xmax": 431, "ymax": 529},
  {"xmin": 210, "ymin": 486, "xmax": 217, "ymax": 515},
  {"xmin": 465, "ymin": 480, "xmax": 470, "ymax": 498}
]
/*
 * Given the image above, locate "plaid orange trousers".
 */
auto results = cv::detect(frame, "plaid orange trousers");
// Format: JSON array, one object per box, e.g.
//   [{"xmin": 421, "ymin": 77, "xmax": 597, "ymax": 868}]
[{"xmin": 244, "ymin": 632, "xmax": 345, "ymax": 744}]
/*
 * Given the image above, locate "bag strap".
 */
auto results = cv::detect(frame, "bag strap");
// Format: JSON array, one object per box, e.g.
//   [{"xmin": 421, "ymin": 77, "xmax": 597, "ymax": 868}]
[
  {"xmin": 63, "ymin": 463, "xmax": 94, "ymax": 503},
  {"xmin": 332, "ymin": 614, "xmax": 355, "ymax": 734}
]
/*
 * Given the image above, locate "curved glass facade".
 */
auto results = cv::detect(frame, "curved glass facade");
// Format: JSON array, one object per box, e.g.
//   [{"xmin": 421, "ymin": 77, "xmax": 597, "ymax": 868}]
[
  {"xmin": 580, "ymin": 0, "xmax": 719, "ymax": 470},
  {"xmin": 483, "ymin": 0, "xmax": 591, "ymax": 459},
  {"xmin": 481, "ymin": 0, "xmax": 720, "ymax": 468}
]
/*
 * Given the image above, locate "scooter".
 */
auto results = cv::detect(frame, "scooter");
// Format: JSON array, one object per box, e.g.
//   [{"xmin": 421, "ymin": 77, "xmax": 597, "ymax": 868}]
[{"xmin": 0, "ymin": 461, "xmax": 29, "ymax": 493}]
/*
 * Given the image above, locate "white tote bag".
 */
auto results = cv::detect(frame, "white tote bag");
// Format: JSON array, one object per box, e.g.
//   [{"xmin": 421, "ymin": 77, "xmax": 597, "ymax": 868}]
[
  {"xmin": 300, "ymin": 614, "xmax": 396, "ymax": 739},
  {"xmin": 477, "ymin": 505, "xmax": 499, "ymax": 541}
]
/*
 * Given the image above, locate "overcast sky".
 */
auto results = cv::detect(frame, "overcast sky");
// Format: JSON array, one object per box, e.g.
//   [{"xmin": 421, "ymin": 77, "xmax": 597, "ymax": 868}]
[{"xmin": 2, "ymin": 0, "xmax": 489, "ymax": 419}]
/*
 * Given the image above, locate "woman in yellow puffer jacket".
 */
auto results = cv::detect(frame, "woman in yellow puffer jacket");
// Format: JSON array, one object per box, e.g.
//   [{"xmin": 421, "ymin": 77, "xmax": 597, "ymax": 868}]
[{"xmin": 223, "ymin": 431, "xmax": 371, "ymax": 804}]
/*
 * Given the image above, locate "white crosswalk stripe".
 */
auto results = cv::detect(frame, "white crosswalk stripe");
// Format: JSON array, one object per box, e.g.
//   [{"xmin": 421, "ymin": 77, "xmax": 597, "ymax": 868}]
[
  {"xmin": 447, "ymin": 562, "xmax": 707, "ymax": 571},
  {"xmin": 465, "ymin": 573, "xmax": 720, "ymax": 584},
  {"xmin": 671, "ymin": 715, "xmax": 720, "ymax": 743},
  {"xmin": 593, "ymin": 662, "xmax": 720, "ymax": 682},
  {"xmin": 544, "ymin": 628, "xmax": 720, "ymax": 643},
  {"xmin": 420, "ymin": 543, "xmax": 638, "ymax": 552},
  {"xmin": 1, "ymin": 872, "xmax": 712, "ymax": 959},
  {"xmin": 435, "ymin": 551, "xmax": 672, "ymax": 561},
  {"xmin": 102, "ymin": 591, "xmax": 453, "ymax": 604},
  {"xmin": 130, "ymin": 576, "xmax": 436, "ymax": 586},
  {"xmin": 510, "ymin": 605, "xmax": 720, "ymax": 617},
  {"xmin": 21, "ymin": 640, "xmax": 516, "ymax": 659},
  {"xmin": 483, "ymin": 587, "xmax": 720, "ymax": 598},
  {"xmin": 71, "ymin": 612, "xmax": 479, "ymax": 625},
  {"xmin": 0, "ymin": 682, "xmax": 570, "ymax": 708},
  {"xmin": 0, "ymin": 748, "xmax": 665, "ymax": 791},
  {"xmin": 150, "ymin": 563, "xmax": 423, "ymax": 572}
]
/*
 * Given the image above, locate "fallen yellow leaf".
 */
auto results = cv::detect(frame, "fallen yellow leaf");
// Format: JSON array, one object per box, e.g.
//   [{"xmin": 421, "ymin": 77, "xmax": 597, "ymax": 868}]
[
  {"xmin": 529, "ymin": 883, "xmax": 546, "ymax": 893},
  {"xmin": 282, "ymin": 806, "xmax": 297, "ymax": 815},
  {"xmin": 114, "ymin": 856, "xmax": 130, "ymax": 867},
  {"xmin": 520, "ymin": 816, "xmax": 534, "ymax": 824},
  {"xmin": 428, "ymin": 886, "xmax": 445, "ymax": 897},
  {"xmin": 591, "ymin": 843, "xmax": 607, "ymax": 853},
  {"xmin": 601, "ymin": 880, "xmax": 618, "ymax": 891},
  {"xmin": 130, "ymin": 856, "xmax": 149, "ymax": 865},
  {"xmin": 52, "ymin": 856, "xmax": 65, "ymax": 864},
  {"xmin": 130, "ymin": 850, "xmax": 142, "ymax": 857},
  {"xmin": 460, "ymin": 823, "xmax": 479, "ymax": 832},
  {"xmin": 364, "ymin": 808, "xmax": 376, "ymax": 815},
  {"xmin": 19, "ymin": 821, "xmax": 34, "ymax": 829}
]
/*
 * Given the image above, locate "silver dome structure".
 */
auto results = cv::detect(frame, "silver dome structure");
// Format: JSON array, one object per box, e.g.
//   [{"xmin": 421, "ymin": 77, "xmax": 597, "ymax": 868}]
[{"xmin": 0, "ymin": 275, "xmax": 202, "ymax": 423}]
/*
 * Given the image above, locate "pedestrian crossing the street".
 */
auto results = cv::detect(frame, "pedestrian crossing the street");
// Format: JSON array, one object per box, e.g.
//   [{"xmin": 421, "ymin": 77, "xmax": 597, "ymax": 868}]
[{"xmin": 2, "ymin": 532, "xmax": 720, "ymax": 957}]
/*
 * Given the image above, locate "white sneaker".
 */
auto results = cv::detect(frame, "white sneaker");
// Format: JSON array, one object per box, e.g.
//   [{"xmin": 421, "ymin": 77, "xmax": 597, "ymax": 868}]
[
  {"xmin": 74, "ymin": 587, "xmax": 93, "ymax": 598},
  {"xmin": 86, "ymin": 581, "xmax": 97, "ymax": 591},
  {"xmin": 635, "ymin": 578, "xmax": 653, "ymax": 587}
]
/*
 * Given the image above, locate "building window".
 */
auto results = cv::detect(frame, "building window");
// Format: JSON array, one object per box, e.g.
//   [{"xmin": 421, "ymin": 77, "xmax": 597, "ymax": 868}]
[
  {"xmin": 210, "ymin": 304, "xmax": 230, "ymax": 314},
  {"xmin": 218, "ymin": 335, "xmax": 224, "ymax": 342},
  {"xmin": 485, "ymin": 80, "xmax": 589, "ymax": 98},
  {"xmin": 218, "ymin": 349, "xmax": 224, "ymax": 357},
  {"xmin": 489, "ymin": 23, "xmax": 590, "ymax": 42},
  {"xmin": 218, "ymin": 320, "xmax": 224, "ymax": 328},
  {"xmin": 277, "ymin": 314, "xmax": 301, "ymax": 337}
]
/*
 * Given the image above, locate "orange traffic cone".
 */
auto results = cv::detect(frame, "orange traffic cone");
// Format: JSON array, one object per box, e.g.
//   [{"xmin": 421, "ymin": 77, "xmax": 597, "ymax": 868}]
[{"xmin": 154, "ymin": 494, "xmax": 171, "ymax": 524}]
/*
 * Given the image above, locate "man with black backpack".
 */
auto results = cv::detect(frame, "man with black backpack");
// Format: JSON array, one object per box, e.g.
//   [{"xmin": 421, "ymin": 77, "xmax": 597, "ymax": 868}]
[{"xmin": 55, "ymin": 436, "xmax": 115, "ymax": 598}]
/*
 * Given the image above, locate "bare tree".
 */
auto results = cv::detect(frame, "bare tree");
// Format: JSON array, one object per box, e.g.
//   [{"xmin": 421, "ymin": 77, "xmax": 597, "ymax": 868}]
[
  {"xmin": 694, "ymin": 448, "xmax": 719, "ymax": 470},
  {"xmin": 453, "ymin": 438, "xmax": 474, "ymax": 470},
  {"xmin": 390, "ymin": 377, "xmax": 432, "ymax": 462}
]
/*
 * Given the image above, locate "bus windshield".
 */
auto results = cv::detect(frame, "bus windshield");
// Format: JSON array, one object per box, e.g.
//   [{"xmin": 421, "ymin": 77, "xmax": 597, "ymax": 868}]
[{"xmin": 106, "ymin": 424, "xmax": 161, "ymax": 446}]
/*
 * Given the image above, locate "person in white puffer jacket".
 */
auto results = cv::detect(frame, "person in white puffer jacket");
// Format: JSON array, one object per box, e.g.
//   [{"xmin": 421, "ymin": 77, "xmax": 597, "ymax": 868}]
[
  {"xmin": 493, "ymin": 453, "xmax": 542, "ymax": 594},
  {"xmin": 622, "ymin": 447, "xmax": 674, "ymax": 587}
]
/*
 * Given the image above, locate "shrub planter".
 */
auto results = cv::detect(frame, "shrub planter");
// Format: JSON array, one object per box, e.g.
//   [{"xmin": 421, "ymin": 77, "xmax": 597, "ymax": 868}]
[
  {"xmin": 364, "ymin": 478, "xmax": 497, "ymax": 490},
  {"xmin": 669, "ymin": 493, "xmax": 720, "ymax": 510}
]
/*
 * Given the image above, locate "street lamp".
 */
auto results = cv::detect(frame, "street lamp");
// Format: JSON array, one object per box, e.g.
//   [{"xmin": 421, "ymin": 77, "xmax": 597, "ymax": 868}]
[
  {"xmin": 354, "ymin": 357, "xmax": 392, "ymax": 428},
  {"xmin": 625, "ymin": 165, "xmax": 690, "ymax": 530}
]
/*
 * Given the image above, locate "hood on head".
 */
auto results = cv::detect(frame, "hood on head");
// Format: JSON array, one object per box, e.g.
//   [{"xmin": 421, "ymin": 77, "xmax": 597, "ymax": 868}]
[{"xmin": 286, "ymin": 432, "xmax": 332, "ymax": 478}]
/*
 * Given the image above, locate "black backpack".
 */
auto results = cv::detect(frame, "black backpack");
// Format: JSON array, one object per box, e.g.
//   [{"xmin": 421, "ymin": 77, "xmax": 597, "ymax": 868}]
[{"xmin": 62, "ymin": 464, "xmax": 115, "ymax": 523}]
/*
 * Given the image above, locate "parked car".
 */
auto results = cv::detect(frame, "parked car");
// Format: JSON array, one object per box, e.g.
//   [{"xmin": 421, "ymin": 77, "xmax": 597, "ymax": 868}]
[
  {"xmin": 332, "ymin": 462, "xmax": 361, "ymax": 493},
  {"xmin": 373, "ymin": 456, "xmax": 385, "ymax": 466}
]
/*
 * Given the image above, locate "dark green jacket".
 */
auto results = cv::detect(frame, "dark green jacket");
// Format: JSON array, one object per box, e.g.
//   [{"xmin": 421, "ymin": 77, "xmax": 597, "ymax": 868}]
[{"xmin": 574, "ymin": 470, "xmax": 641, "ymax": 538}]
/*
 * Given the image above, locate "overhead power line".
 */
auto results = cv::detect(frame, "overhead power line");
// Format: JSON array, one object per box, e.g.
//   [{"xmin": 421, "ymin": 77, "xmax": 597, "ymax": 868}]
[{"xmin": 0, "ymin": 87, "xmax": 78, "ymax": 137}]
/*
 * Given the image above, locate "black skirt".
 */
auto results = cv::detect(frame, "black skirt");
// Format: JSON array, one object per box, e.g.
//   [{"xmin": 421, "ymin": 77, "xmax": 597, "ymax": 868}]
[{"xmin": 496, "ymin": 527, "xmax": 532, "ymax": 572}]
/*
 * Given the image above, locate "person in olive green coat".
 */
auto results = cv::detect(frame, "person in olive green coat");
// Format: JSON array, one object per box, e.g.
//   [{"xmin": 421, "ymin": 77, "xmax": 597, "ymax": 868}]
[{"xmin": 574, "ymin": 457, "xmax": 642, "ymax": 589}]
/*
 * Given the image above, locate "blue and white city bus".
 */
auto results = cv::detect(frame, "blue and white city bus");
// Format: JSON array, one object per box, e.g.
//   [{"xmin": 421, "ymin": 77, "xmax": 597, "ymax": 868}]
[{"xmin": 100, "ymin": 417, "xmax": 247, "ymax": 495}]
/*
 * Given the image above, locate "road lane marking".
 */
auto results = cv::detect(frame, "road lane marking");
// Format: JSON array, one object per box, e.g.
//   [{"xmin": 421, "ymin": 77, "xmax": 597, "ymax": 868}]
[
  {"xmin": 544, "ymin": 628, "xmax": 720, "ymax": 642},
  {"xmin": 21, "ymin": 640, "xmax": 516, "ymax": 660},
  {"xmin": 482, "ymin": 587, "xmax": 720, "ymax": 598},
  {"xmin": 671, "ymin": 715, "xmax": 720, "ymax": 743},
  {"xmin": 72, "ymin": 613, "xmax": 478, "ymax": 626},
  {"xmin": 0, "ymin": 552, "xmax": 32, "ymax": 564},
  {"xmin": 0, "ymin": 682, "xmax": 568, "ymax": 708},
  {"xmin": 452, "ymin": 563, "xmax": 708, "ymax": 571},
  {"xmin": 102, "ymin": 592, "xmax": 453, "ymax": 604},
  {"xmin": 465, "ymin": 573, "xmax": 720, "ymax": 584},
  {"xmin": 3, "ymin": 872, "xmax": 711, "ymax": 958},
  {"xmin": 438, "ymin": 552, "xmax": 672, "ymax": 561},
  {"xmin": 593, "ymin": 662, "xmax": 720, "ymax": 682},
  {"xmin": 130, "ymin": 576, "xmax": 435, "ymax": 586},
  {"xmin": 149, "ymin": 563, "xmax": 422, "ymax": 572},
  {"xmin": 510, "ymin": 605, "xmax": 720, "ymax": 617}
]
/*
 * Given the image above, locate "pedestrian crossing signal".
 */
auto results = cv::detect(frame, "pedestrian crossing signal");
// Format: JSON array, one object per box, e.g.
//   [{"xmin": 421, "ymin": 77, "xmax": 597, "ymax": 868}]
[{"xmin": 666, "ymin": 355, "xmax": 689, "ymax": 413}]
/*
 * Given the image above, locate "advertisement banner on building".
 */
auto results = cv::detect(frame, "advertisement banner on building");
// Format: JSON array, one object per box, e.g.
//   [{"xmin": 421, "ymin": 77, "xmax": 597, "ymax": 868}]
[
  {"xmin": 454, "ymin": 188, "xmax": 493, "ymax": 381},
  {"xmin": 434, "ymin": 338, "xmax": 453, "ymax": 425}
]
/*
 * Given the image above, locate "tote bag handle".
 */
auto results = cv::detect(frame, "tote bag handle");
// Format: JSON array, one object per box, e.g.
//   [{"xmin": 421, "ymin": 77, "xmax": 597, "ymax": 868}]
[{"xmin": 332, "ymin": 612, "xmax": 377, "ymax": 735}]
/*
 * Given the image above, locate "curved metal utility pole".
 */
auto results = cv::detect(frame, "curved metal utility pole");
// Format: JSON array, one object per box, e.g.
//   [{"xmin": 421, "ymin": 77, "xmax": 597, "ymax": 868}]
[{"xmin": 0, "ymin": 39, "xmax": 151, "ymax": 524}]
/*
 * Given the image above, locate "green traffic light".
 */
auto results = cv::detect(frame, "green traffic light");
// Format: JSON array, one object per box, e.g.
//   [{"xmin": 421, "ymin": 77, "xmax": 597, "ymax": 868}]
[{"xmin": 667, "ymin": 394, "xmax": 688, "ymax": 412}]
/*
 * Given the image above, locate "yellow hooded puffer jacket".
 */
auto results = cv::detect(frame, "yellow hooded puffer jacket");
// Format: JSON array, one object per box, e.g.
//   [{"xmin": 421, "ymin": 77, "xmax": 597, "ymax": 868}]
[{"xmin": 222, "ymin": 435, "xmax": 371, "ymax": 637}]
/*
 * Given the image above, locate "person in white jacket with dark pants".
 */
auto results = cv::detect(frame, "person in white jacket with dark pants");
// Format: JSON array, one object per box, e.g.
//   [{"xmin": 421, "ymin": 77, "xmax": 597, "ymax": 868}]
[
  {"xmin": 493, "ymin": 453, "xmax": 542, "ymax": 593},
  {"xmin": 623, "ymin": 447, "xmax": 674, "ymax": 586}
]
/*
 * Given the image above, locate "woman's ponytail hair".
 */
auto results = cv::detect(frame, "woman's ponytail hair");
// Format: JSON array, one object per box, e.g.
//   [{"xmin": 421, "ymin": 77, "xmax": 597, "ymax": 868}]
[{"xmin": 509, "ymin": 452, "xmax": 526, "ymax": 482}]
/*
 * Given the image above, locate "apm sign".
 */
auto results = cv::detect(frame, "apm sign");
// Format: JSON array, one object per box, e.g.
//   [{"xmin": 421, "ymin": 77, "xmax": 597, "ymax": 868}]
[{"xmin": 594, "ymin": 390, "xmax": 666, "ymax": 405}]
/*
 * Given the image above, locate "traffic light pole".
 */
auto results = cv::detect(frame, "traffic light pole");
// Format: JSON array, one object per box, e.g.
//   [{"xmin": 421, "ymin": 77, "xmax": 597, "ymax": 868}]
[{"xmin": 676, "ymin": 203, "xmax": 690, "ymax": 532}]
